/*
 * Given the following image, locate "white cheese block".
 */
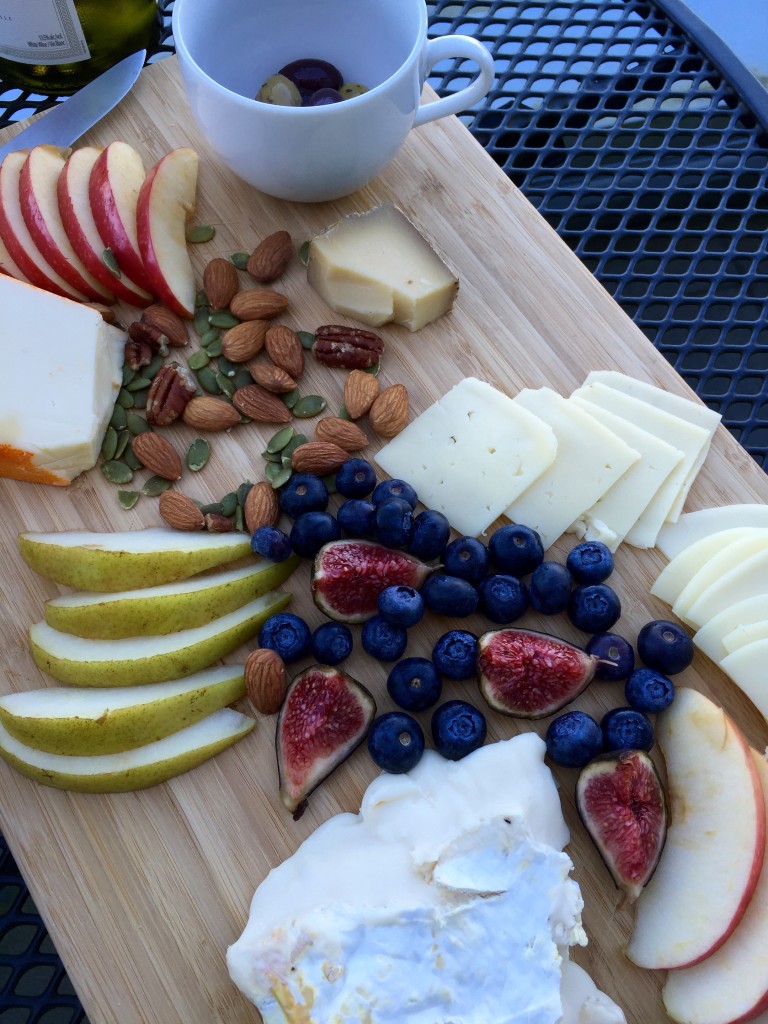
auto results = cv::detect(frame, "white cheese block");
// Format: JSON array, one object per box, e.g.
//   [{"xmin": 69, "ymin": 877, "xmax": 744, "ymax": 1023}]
[
  {"xmin": 568, "ymin": 397, "xmax": 685, "ymax": 550},
  {"xmin": 676, "ymin": 548, "xmax": 768, "ymax": 629},
  {"xmin": 657, "ymin": 504, "xmax": 768, "ymax": 560},
  {"xmin": 307, "ymin": 204, "xmax": 458, "ymax": 331},
  {"xmin": 719, "ymin": 639, "xmax": 768, "ymax": 722},
  {"xmin": 694, "ymin": 595, "xmax": 768, "ymax": 662},
  {"xmin": 651, "ymin": 527, "xmax": 768, "ymax": 606},
  {"xmin": 0, "ymin": 276, "xmax": 124, "ymax": 485},
  {"xmin": 722, "ymin": 619, "xmax": 768, "ymax": 654},
  {"xmin": 375, "ymin": 378, "xmax": 557, "ymax": 537},
  {"xmin": 504, "ymin": 388, "xmax": 639, "ymax": 550}
]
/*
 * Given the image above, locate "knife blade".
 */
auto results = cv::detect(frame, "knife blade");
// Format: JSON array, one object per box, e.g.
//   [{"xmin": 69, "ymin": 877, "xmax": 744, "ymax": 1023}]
[{"xmin": 0, "ymin": 50, "xmax": 146, "ymax": 163}]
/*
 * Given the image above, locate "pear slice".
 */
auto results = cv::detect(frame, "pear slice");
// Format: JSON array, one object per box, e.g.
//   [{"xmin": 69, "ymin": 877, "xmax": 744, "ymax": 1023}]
[
  {"xmin": 0, "ymin": 665, "xmax": 246, "ymax": 755},
  {"xmin": 0, "ymin": 707, "xmax": 254, "ymax": 792},
  {"xmin": 18, "ymin": 527, "xmax": 252, "ymax": 592},
  {"xmin": 44, "ymin": 556, "xmax": 300, "ymax": 639},
  {"xmin": 30, "ymin": 591, "xmax": 290, "ymax": 687}
]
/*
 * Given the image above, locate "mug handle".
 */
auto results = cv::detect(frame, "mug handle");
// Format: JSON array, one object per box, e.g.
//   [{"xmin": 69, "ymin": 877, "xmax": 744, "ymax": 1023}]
[{"xmin": 413, "ymin": 34, "xmax": 495, "ymax": 128}]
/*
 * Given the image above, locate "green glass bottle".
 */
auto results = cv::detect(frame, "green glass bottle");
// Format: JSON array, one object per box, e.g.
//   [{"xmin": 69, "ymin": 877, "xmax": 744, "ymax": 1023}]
[{"xmin": 0, "ymin": 0, "xmax": 160, "ymax": 95}]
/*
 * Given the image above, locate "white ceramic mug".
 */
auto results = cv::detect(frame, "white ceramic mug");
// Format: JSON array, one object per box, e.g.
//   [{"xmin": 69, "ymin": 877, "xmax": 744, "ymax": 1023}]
[{"xmin": 172, "ymin": 0, "xmax": 494, "ymax": 202}]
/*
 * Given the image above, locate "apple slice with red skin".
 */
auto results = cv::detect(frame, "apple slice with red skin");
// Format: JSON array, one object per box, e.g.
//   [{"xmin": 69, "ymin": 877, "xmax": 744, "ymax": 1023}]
[
  {"xmin": 136, "ymin": 147, "xmax": 199, "ymax": 319},
  {"xmin": 89, "ymin": 140, "xmax": 153, "ymax": 293},
  {"xmin": 19, "ymin": 145, "xmax": 114, "ymax": 302},
  {"xmin": 626, "ymin": 687, "xmax": 765, "ymax": 971},
  {"xmin": 58, "ymin": 146, "xmax": 153, "ymax": 307},
  {"xmin": 662, "ymin": 749, "xmax": 768, "ymax": 1024},
  {"xmin": 0, "ymin": 227, "xmax": 30, "ymax": 282},
  {"xmin": 0, "ymin": 151, "xmax": 88, "ymax": 301}
]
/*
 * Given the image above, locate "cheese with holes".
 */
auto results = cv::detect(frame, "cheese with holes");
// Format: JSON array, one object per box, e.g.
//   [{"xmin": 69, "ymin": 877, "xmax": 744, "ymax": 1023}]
[
  {"xmin": 375, "ymin": 378, "xmax": 557, "ymax": 537},
  {"xmin": 307, "ymin": 204, "xmax": 458, "ymax": 331},
  {"xmin": 0, "ymin": 276, "xmax": 124, "ymax": 485}
]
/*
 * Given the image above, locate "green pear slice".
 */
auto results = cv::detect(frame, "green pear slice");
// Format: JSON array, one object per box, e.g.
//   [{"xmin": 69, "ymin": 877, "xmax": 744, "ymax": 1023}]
[
  {"xmin": 0, "ymin": 707, "xmax": 254, "ymax": 792},
  {"xmin": 44, "ymin": 556, "xmax": 300, "ymax": 639},
  {"xmin": 0, "ymin": 665, "xmax": 246, "ymax": 755},
  {"xmin": 30, "ymin": 591, "xmax": 290, "ymax": 686},
  {"xmin": 18, "ymin": 527, "xmax": 252, "ymax": 592}
]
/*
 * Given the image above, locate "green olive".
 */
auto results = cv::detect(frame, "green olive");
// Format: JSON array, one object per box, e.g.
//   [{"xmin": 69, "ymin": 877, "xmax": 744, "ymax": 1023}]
[{"xmin": 257, "ymin": 74, "xmax": 302, "ymax": 106}]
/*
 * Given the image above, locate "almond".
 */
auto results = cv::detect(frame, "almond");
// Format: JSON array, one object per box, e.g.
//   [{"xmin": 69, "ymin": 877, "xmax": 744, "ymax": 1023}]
[
  {"xmin": 232, "ymin": 384, "xmax": 292, "ymax": 423},
  {"xmin": 243, "ymin": 480, "xmax": 280, "ymax": 532},
  {"xmin": 249, "ymin": 361, "xmax": 296, "ymax": 394},
  {"xmin": 265, "ymin": 324, "xmax": 304, "ymax": 378},
  {"xmin": 182, "ymin": 395, "xmax": 242, "ymax": 431},
  {"xmin": 244, "ymin": 648, "xmax": 287, "ymax": 715},
  {"xmin": 315, "ymin": 416, "xmax": 369, "ymax": 452},
  {"xmin": 141, "ymin": 304, "xmax": 189, "ymax": 347},
  {"xmin": 203, "ymin": 257, "xmax": 239, "ymax": 311},
  {"xmin": 291, "ymin": 441, "xmax": 349, "ymax": 475},
  {"xmin": 369, "ymin": 383, "xmax": 409, "ymax": 438},
  {"xmin": 344, "ymin": 369, "xmax": 381, "ymax": 419},
  {"xmin": 247, "ymin": 230, "xmax": 292, "ymax": 283},
  {"xmin": 130, "ymin": 432, "xmax": 182, "ymax": 480},
  {"xmin": 158, "ymin": 490, "xmax": 205, "ymax": 531},
  {"xmin": 221, "ymin": 320, "xmax": 268, "ymax": 363},
  {"xmin": 230, "ymin": 288, "xmax": 289, "ymax": 321}
]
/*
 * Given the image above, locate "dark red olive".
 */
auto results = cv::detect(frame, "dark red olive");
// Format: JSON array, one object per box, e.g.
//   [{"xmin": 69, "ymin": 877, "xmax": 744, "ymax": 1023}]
[
  {"xmin": 307, "ymin": 88, "xmax": 344, "ymax": 106},
  {"xmin": 279, "ymin": 58, "xmax": 343, "ymax": 99}
]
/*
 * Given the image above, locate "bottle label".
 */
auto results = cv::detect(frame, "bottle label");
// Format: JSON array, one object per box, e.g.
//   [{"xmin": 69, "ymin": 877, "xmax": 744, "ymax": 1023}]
[{"xmin": 0, "ymin": 0, "xmax": 90, "ymax": 65}]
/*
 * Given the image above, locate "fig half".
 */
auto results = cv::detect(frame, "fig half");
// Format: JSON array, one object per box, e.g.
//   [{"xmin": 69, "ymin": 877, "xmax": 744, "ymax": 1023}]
[
  {"xmin": 277, "ymin": 664, "xmax": 376, "ymax": 819},
  {"xmin": 312, "ymin": 539, "xmax": 431, "ymax": 623},
  {"xmin": 576, "ymin": 749, "xmax": 667, "ymax": 903},
  {"xmin": 477, "ymin": 627, "xmax": 599, "ymax": 718}
]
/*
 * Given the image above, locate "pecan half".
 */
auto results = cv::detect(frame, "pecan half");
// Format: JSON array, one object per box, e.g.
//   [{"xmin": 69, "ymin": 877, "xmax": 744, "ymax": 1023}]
[
  {"xmin": 125, "ymin": 320, "xmax": 170, "ymax": 370},
  {"xmin": 313, "ymin": 325, "xmax": 384, "ymax": 369},
  {"xmin": 146, "ymin": 362, "xmax": 197, "ymax": 426}
]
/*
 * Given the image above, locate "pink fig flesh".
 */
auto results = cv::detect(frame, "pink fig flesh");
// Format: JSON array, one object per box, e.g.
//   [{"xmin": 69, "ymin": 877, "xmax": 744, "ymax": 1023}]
[
  {"xmin": 576, "ymin": 750, "xmax": 667, "ymax": 903},
  {"xmin": 477, "ymin": 627, "xmax": 598, "ymax": 718},
  {"xmin": 312, "ymin": 539, "xmax": 431, "ymax": 623},
  {"xmin": 277, "ymin": 664, "xmax": 376, "ymax": 819}
]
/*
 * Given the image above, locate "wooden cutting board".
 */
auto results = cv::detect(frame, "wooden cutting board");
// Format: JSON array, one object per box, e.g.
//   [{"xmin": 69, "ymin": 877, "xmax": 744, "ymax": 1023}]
[{"xmin": 1, "ymin": 55, "xmax": 767, "ymax": 1024}]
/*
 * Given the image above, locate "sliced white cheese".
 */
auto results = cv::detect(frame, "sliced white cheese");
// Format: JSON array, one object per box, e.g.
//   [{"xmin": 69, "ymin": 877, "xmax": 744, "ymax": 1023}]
[
  {"xmin": 568, "ymin": 397, "xmax": 685, "ymax": 550},
  {"xmin": 657, "ymin": 505, "xmax": 768, "ymax": 559},
  {"xmin": 504, "ymin": 388, "xmax": 639, "ymax": 550},
  {"xmin": 651, "ymin": 527, "xmax": 768, "ymax": 606},
  {"xmin": 677, "ymin": 548, "xmax": 768, "ymax": 629},
  {"xmin": 375, "ymin": 378, "xmax": 557, "ymax": 538},
  {"xmin": 719, "ymin": 639, "xmax": 768, "ymax": 723},
  {"xmin": 694, "ymin": 596, "xmax": 768, "ymax": 662},
  {"xmin": 722, "ymin": 619, "xmax": 768, "ymax": 655},
  {"xmin": 673, "ymin": 534, "xmax": 768, "ymax": 623}
]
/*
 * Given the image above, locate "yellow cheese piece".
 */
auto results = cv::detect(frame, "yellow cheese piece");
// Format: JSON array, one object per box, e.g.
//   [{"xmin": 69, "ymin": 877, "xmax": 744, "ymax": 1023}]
[
  {"xmin": 673, "ymin": 532, "xmax": 768, "ymax": 621},
  {"xmin": 719, "ymin": 638, "xmax": 768, "ymax": 723},
  {"xmin": 0, "ymin": 276, "xmax": 124, "ymax": 485},
  {"xmin": 307, "ymin": 204, "xmax": 458, "ymax": 331},
  {"xmin": 677, "ymin": 548, "xmax": 768, "ymax": 629},
  {"xmin": 651, "ymin": 527, "xmax": 768, "ymax": 606},
  {"xmin": 722, "ymin": 619, "xmax": 768, "ymax": 654},
  {"xmin": 656, "ymin": 504, "xmax": 768, "ymax": 560},
  {"xmin": 694, "ymin": 595, "xmax": 768, "ymax": 662}
]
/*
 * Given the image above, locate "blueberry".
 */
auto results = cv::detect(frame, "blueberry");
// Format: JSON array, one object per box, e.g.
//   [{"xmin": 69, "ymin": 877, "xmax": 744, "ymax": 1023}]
[
  {"xmin": 432, "ymin": 629, "xmax": 478, "ymax": 680},
  {"xmin": 545, "ymin": 711, "xmax": 603, "ymax": 767},
  {"xmin": 258, "ymin": 612, "xmax": 311, "ymax": 663},
  {"xmin": 431, "ymin": 700, "xmax": 487, "ymax": 761},
  {"xmin": 250, "ymin": 525, "xmax": 292, "ymax": 562},
  {"xmin": 279, "ymin": 58, "xmax": 343, "ymax": 99},
  {"xmin": 289, "ymin": 510, "xmax": 340, "ymax": 558},
  {"xmin": 568, "ymin": 583, "xmax": 621, "ymax": 633},
  {"xmin": 375, "ymin": 497, "xmax": 413, "ymax": 549},
  {"xmin": 637, "ymin": 619, "xmax": 694, "ymax": 675},
  {"xmin": 372, "ymin": 479, "xmax": 418, "ymax": 508},
  {"xmin": 602, "ymin": 707, "xmax": 655, "ymax": 752},
  {"xmin": 566, "ymin": 541, "xmax": 614, "ymax": 584},
  {"xmin": 421, "ymin": 574, "xmax": 479, "ymax": 617},
  {"xmin": 367, "ymin": 712, "xmax": 425, "ymax": 773},
  {"xmin": 387, "ymin": 657, "xmax": 442, "ymax": 712},
  {"xmin": 586, "ymin": 632, "xmax": 635, "ymax": 681},
  {"xmin": 477, "ymin": 574, "xmax": 528, "ymax": 623},
  {"xmin": 310, "ymin": 621, "xmax": 353, "ymax": 665},
  {"xmin": 337, "ymin": 498, "xmax": 376, "ymax": 538},
  {"xmin": 361, "ymin": 614, "xmax": 408, "ymax": 662},
  {"xmin": 488, "ymin": 524, "xmax": 544, "ymax": 575},
  {"xmin": 625, "ymin": 667, "xmax": 676, "ymax": 713},
  {"xmin": 279, "ymin": 472, "xmax": 329, "ymax": 518},
  {"xmin": 335, "ymin": 458, "xmax": 377, "ymax": 499},
  {"xmin": 408, "ymin": 509, "xmax": 450, "ymax": 561},
  {"xmin": 529, "ymin": 561, "xmax": 572, "ymax": 615},
  {"xmin": 377, "ymin": 585, "xmax": 424, "ymax": 628},
  {"xmin": 442, "ymin": 536, "xmax": 490, "ymax": 583}
]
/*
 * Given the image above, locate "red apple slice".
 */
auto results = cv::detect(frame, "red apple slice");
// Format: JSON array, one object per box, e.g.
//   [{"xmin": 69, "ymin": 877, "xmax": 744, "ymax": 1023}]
[
  {"xmin": 58, "ymin": 146, "xmax": 153, "ymax": 307},
  {"xmin": 0, "ymin": 227, "xmax": 30, "ymax": 282},
  {"xmin": 0, "ymin": 152, "xmax": 87, "ymax": 301},
  {"xmin": 19, "ymin": 145, "xmax": 114, "ymax": 302},
  {"xmin": 626, "ymin": 687, "xmax": 765, "ymax": 970},
  {"xmin": 89, "ymin": 141, "xmax": 153, "ymax": 292},
  {"xmin": 136, "ymin": 147, "xmax": 198, "ymax": 319},
  {"xmin": 662, "ymin": 749, "xmax": 768, "ymax": 1024}
]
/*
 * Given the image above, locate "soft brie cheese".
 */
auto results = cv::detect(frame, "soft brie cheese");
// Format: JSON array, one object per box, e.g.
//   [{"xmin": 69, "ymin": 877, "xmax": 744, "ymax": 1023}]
[
  {"xmin": 0, "ymin": 276, "xmax": 124, "ymax": 485},
  {"xmin": 227, "ymin": 735, "xmax": 627, "ymax": 1024}
]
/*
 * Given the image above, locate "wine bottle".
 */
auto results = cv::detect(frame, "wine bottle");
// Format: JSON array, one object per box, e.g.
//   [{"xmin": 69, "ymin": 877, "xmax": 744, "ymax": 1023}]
[{"xmin": 0, "ymin": 0, "xmax": 160, "ymax": 95}]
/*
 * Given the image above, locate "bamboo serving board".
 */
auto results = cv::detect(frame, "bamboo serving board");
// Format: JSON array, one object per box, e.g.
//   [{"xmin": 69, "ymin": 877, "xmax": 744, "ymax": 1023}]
[{"xmin": 1, "ymin": 56, "xmax": 767, "ymax": 1024}]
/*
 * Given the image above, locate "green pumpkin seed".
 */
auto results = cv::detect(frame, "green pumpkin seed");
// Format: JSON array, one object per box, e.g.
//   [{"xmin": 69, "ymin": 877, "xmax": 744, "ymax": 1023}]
[
  {"xmin": 122, "ymin": 364, "xmax": 136, "ymax": 387},
  {"xmin": 209, "ymin": 311, "xmax": 240, "ymax": 329},
  {"xmin": 102, "ymin": 460, "xmax": 133, "ymax": 484},
  {"xmin": 217, "ymin": 356, "xmax": 239, "ymax": 378},
  {"xmin": 338, "ymin": 404, "xmax": 351, "ymax": 420},
  {"xmin": 293, "ymin": 394, "xmax": 327, "ymax": 418},
  {"xmin": 146, "ymin": 354, "xmax": 165, "ymax": 379},
  {"xmin": 234, "ymin": 369, "xmax": 254, "ymax": 389},
  {"xmin": 298, "ymin": 240, "xmax": 310, "ymax": 266},
  {"xmin": 109, "ymin": 403, "xmax": 127, "ymax": 431},
  {"xmin": 126, "ymin": 412, "xmax": 150, "ymax": 435},
  {"xmin": 237, "ymin": 480, "xmax": 253, "ymax": 503},
  {"xmin": 127, "ymin": 375, "xmax": 152, "ymax": 392},
  {"xmin": 296, "ymin": 330, "xmax": 315, "ymax": 350},
  {"xmin": 116, "ymin": 388, "xmax": 135, "ymax": 409},
  {"xmin": 262, "ymin": 449, "xmax": 283, "ymax": 464},
  {"xmin": 270, "ymin": 465, "xmax": 293, "ymax": 489},
  {"xmin": 200, "ymin": 500, "xmax": 224, "ymax": 515},
  {"xmin": 230, "ymin": 251, "xmax": 249, "ymax": 269},
  {"xmin": 322, "ymin": 474, "xmax": 338, "ymax": 494},
  {"xmin": 186, "ymin": 438, "xmax": 211, "ymax": 472},
  {"xmin": 117, "ymin": 489, "xmax": 140, "ymax": 510},
  {"xmin": 216, "ymin": 371, "xmax": 236, "ymax": 398},
  {"xmin": 114, "ymin": 429, "xmax": 131, "ymax": 459},
  {"xmin": 364, "ymin": 360, "xmax": 381, "ymax": 376},
  {"xmin": 281, "ymin": 434, "xmax": 308, "ymax": 459},
  {"xmin": 102, "ymin": 247, "xmax": 122, "ymax": 278},
  {"xmin": 186, "ymin": 223, "xmax": 216, "ymax": 243},
  {"xmin": 132, "ymin": 390, "xmax": 148, "ymax": 410},
  {"xmin": 122, "ymin": 447, "xmax": 142, "ymax": 471},
  {"xmin": 142, "ymin": 475, "xmax": 173, "ymax": 497},
  {"xmin": 195, "ymin": 289, "xmax": 209, "ymax": 308},
  {"xmin": 200, "ymin": 327, "xmax": 220, "ymax": 349},
  {"xmin": 188, "ymin": 349, "xmax": 210, "ymax": 371},
  {"xmin": 220, "ymin": 491, "xmax": 239, "ymax": 517},
  {"xmin": 196, "ymin": 366, "xmax": 221, "ymax": 394},
  {"xmin": 207, "ymin": 338, "xmax": 224, "ymax": 358},
  {"xmin": 235, "ymin": 505, "xmax": 244, "ymax": 531},
  {"xmin": 194, "ymin": 306, "xmax": 211, "ymax": 335},
  {"xmin": 281, "ymin": 387, "xmax": 300, "ymax": 409},
  {"xmin": 101, "ymin": 426, "xmax": 118, "ymax": 462},
  {"xmin": 264, "ymin": 461, "xmax": 283, "ymax": 482},
  {"xmin": 267, "ymin": 424, "xmax": 295, "ymax": 453}
]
